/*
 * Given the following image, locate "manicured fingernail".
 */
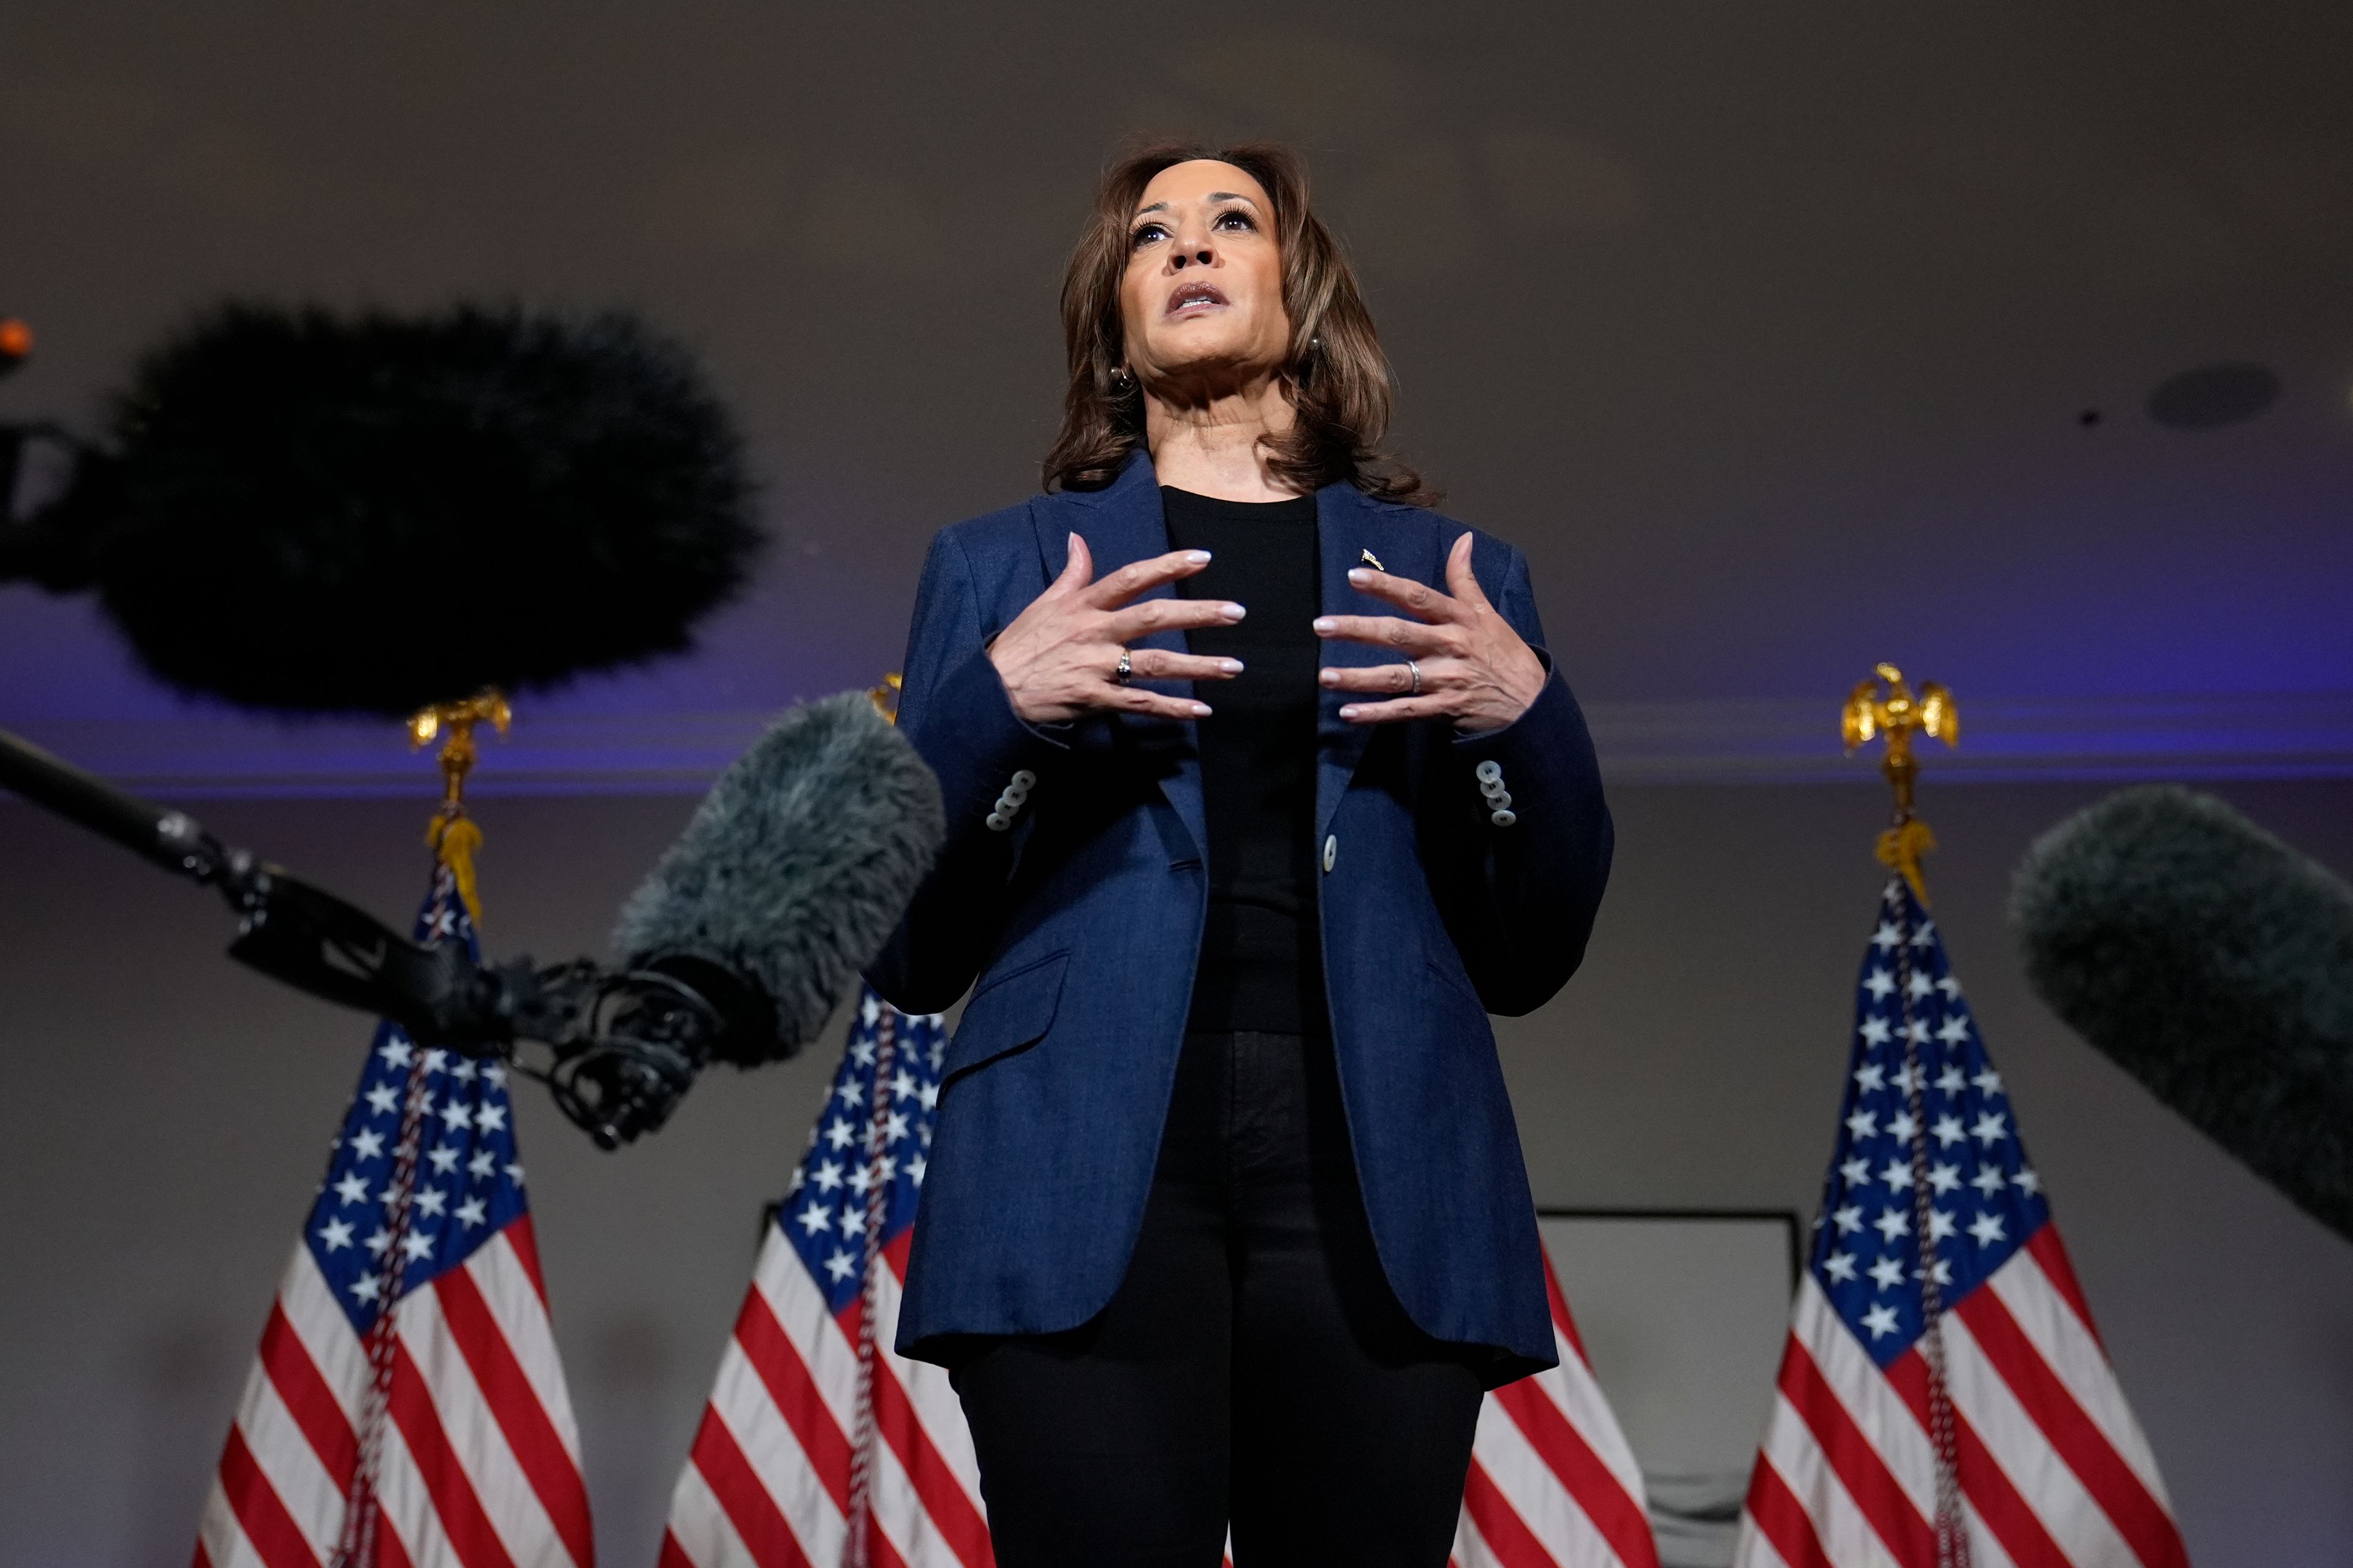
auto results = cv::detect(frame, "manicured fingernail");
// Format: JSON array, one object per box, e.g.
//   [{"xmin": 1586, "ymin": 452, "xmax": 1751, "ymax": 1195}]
[
  {"xmin": 1186, "ymin": 550, "xmax": 1212, "ymax": 564},
  {"xmin": 1220, "ymin": 602, "xmax": 1246, "ymax": 621},
  {"xmin": 1339, "ymin": 705, "xmax": 1361, "ymax": 719},
  {"xmin": 1219, "ymin": 658, "xmax": 1245, "ymax": 673},
  {"xmin": 1191, "ymin": 702, "xmax": 1213, "ymax": 716},
  {"xmin": 1347, "ymin": 568, "xmax": 1370, "ymax": 584},
  {"xmin": 1319, "ymin": 669, "xmax": 1338, "ymax": 686},
  {"xmin": 1312, "ymin": 616, "xmax": 1336, "ymax": 634}
]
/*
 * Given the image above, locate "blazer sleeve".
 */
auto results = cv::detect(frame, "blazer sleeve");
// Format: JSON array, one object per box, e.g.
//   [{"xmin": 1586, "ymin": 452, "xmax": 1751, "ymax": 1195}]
[
  {"xmin": 865, "ymin": 526, "xmax": 1069, "ymax": 1013},
  {"xmin": 1428, "ymin": 542, "xmax": 1614, "ymax": 1015}
]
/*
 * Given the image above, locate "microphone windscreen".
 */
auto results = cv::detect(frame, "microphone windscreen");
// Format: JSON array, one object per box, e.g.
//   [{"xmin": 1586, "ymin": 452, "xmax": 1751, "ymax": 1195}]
[
  {"xmin": 2010, "ymin": 784, "xmax": 2353, "ymax": 1241},
  {"xmin": 612, "ymin": 693, "xmax": 945, "ymax": 1064},
  {"xmin": 21, "ymin": 302, "xmax": 760, "ymax": 716}
]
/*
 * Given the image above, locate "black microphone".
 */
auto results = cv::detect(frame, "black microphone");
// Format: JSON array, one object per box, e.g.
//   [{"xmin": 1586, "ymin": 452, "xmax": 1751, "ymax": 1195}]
[
  {"xmin": 1, "ymin": 301, "xmax": 761, "ymax": 715},
  {"xmin": 2010, "ymin": 784, "xmax": 2353, "ymax": 1244}
]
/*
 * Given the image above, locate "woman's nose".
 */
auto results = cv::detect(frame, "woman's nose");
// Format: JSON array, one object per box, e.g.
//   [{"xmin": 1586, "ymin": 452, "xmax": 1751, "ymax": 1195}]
[{"xmin": 1170, "ymin": 246, "xmax": 1215, "ymax": 269}]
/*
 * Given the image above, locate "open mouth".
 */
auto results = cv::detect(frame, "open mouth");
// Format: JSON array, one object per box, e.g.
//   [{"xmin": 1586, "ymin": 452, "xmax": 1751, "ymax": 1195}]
[{"xmin": 1164, "ymin": 281, "xmax": 1229, "ymax": 317}]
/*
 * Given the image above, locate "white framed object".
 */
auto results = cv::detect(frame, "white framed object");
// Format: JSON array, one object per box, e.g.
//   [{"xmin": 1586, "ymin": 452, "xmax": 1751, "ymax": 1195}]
[{"xmin": 1539, "ymin": 1209, "xmax": 1800, "ymax": 1568}]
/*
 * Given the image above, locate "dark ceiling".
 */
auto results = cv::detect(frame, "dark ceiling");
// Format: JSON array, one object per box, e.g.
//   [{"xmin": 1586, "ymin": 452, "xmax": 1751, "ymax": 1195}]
[{"xmin": 3, "ymin": 2, "xmax": 2349, "ymax": 771}]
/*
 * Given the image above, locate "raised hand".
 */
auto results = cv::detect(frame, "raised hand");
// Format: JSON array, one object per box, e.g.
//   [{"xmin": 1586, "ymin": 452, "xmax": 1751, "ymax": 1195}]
[
  {"xmin": 1313, "ymin": 533, "xmax": 1545, "ymax": 733},
  {"xmin": 988, "ymin": 533, "xmax": 1247, "ymax": 724}
]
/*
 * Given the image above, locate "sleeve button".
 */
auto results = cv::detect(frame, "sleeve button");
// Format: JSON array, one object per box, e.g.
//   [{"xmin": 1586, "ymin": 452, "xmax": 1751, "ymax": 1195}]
[
  {"xmin": 1322, "ymin": 835, "xmax": 1338, "ymax": 873},
  {"xmin": 1475, "ymin": 760, "xmax": 1503, "ymax": 784},
  {"xmin": 1490, "ymin": 809, "xmax": 1517, "ymax": 828}
]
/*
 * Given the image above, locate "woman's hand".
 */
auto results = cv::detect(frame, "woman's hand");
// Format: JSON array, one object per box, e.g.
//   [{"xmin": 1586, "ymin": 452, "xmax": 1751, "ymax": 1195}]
[
  {"xmin": 989, "ymin": 533, "xmax": 1247, "ymax": 724},
  {"xmin": 1313, "ymin": 534, "xmax": 1546, "ymax": 733}
]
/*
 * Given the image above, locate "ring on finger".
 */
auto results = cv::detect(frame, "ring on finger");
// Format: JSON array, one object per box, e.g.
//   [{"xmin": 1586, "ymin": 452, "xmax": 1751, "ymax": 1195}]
[
  {"xmin": 1406, "ymin": 658, "xmax": 1421, "ymax": 696},
  {"xmin": 1114, "ymin": 648, "xmax": 1133, "ymax": 685}
]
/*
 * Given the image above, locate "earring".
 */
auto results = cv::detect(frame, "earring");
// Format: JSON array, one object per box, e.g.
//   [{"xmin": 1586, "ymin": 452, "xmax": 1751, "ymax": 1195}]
[{"xmin": 1108, "ymin": 365, "xmax": 1134, "ymax": 392}]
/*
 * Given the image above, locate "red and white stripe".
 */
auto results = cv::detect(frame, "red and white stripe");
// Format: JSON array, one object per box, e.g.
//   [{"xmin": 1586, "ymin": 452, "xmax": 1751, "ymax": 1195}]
[
  {"xmin": 1453, "ymin": 1248, "xmax": 1661, "ymax": 1568},
  {"xmin": 1734, "ymin": 1227, "xmax": 2188, "ymax": 1568},
  {"xmin": 193, "ymin": 1218, "xmax": 594, "ymax": 1568},
  {"xmin": 660, "ymin": 1227, "xmax": 993, "ymax": 1568}
]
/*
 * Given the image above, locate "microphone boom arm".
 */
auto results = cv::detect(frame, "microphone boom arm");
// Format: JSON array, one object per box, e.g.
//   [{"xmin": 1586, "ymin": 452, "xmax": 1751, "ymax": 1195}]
[
  {"xmin": 0, "ymin": 726, "xmax": 499, "ymax": 1043},
  {"xmin": 0, "ymin": 726, "xmax": 717, "ymax": 1146}
]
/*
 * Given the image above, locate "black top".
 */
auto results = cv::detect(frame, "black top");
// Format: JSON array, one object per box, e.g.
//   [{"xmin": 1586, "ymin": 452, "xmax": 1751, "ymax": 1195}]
[{"xmin": 1161, "ymin": 485, "xmax": 1327, "ymax": 1035}]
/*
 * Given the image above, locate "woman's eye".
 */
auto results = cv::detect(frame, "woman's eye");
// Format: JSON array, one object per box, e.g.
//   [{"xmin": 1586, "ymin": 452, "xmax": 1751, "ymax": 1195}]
[
  {"xmin": 1130, "ymin": 223, "xmax": 1167, "ymax": 249},
  {"xmin": 1214, "ymin": 210, "xmax": 1254, "ymax": 231}
]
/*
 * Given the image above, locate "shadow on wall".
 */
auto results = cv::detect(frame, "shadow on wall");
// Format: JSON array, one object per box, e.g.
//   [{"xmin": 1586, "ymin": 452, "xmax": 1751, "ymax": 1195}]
[
  {"xmin": 122, "ymin": 1316, "xmax": 248, "ymax": 1565},
  {"xmin": 577, "ymin": 1308, "xmax": 685, "ymax": 1555}
]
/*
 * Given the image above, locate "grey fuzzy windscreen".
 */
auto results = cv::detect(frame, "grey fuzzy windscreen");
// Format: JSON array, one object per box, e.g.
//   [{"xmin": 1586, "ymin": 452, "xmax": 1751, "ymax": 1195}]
[
  {"xmin": 613, "ymin": 692, "xmax": 944, "ymax": 1064},
  {"xmin": 2010, "ymin": 784, "xmax": 2353, "ymax": 1242}
]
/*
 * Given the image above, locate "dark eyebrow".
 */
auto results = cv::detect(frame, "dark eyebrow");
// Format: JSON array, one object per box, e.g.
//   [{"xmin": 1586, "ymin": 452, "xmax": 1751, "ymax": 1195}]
[{"xmin": 1131, "ymin": 193, "xmax": 1262, "ymax": 219}]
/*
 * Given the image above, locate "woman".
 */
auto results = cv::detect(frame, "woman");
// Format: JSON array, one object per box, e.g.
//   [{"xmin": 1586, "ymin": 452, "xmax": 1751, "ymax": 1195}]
[{"xmin": 868, "ymin": 142, "xmax": 1612, "ymax": 1567}]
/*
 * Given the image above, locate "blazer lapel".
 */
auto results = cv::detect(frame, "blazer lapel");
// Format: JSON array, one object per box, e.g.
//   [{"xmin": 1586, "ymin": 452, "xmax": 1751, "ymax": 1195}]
[
  {"xmin": 1314, "ymin": 485, "xmax": 1436, "ymax": 843},
  {"xmin": 1035, "ymin": 452, "xmax": 1208, "ymax": 859}
]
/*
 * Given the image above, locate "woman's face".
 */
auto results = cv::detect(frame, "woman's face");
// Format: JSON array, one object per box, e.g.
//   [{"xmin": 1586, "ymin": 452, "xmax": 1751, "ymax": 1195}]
[{"xmin": 1118, "ymin": 161, "xmax": 1290, "ymax": 390}]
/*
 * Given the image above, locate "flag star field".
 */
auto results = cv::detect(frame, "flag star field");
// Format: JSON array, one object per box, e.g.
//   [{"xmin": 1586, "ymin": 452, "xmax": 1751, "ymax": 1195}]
[
  {"xmin": 302, "ymin": 885, "xmax": 529, "ymax": 1331},
  {"xmin": 1810, "ymin": 881, "xmax": 2050, "ymax": 1365}
]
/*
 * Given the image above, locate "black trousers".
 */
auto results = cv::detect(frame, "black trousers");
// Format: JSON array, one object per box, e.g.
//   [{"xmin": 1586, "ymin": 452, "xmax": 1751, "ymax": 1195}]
[{"xmin": 950, "ymin": 1029, "xmax": 1485, "ymax": 1567}]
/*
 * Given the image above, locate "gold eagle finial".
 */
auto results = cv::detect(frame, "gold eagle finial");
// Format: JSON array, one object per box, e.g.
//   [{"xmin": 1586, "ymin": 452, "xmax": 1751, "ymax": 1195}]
[
  {"xmin": 407, "ymin": 689, "xmax": 511, "ymax": 927},
  {"xmin": 1841, "ymin": 663, "xmax": 1958, "ymax": 904}
]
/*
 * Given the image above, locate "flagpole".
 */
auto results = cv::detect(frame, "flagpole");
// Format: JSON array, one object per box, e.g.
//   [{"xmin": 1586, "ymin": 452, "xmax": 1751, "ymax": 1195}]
[
  {"xmin": 1842, "ymin": 665, "xmax": 1969, "ymax": 1568},
  {"xmin": 331, "ymin": 693, "xmax": 509, "ymax": 1568}
]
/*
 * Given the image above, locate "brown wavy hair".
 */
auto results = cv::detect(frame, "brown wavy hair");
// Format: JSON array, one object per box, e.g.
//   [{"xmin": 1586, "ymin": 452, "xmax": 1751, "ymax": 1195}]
[{"xmin": 1042, "ymin": 140, "xmax": 1433, "ymax": 504}]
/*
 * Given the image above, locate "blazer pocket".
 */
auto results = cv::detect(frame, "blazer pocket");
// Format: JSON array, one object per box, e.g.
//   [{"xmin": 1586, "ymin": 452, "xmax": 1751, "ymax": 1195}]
[{"xmin": 942, "ymin": 950, "xmax": 1070, "ymax": 1083}]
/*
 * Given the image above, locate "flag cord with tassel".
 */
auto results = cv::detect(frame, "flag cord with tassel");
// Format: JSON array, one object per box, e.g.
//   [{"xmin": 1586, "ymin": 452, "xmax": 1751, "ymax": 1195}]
[
  {"xmin": 1892, "ymin": 894, "xmax": 1970, "ymax": 1568},
  {"xmin": 843, "ymin": 1007, "xmax": 900, "ymax": 1568},
  {"xmin": 330, "ymin": 1036, "xmax": 434, "ymax": 1568}
]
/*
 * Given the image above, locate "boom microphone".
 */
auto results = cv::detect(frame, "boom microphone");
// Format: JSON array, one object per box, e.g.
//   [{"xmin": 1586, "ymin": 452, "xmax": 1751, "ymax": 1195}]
[
  {"xmin": 614, "ymin": 691, "xmax": 946, "ymax": 1064},
  {"xmin": 2010, "ymin": 785, "xmax": 2353, "ymax": 1243},
  {"xmin": 0, "ymin": 691, "xmax": 944, "ymax": 1147},
  {"xmin": 1, "ymin": 302, "xmax": 761, "ymax": 714}
]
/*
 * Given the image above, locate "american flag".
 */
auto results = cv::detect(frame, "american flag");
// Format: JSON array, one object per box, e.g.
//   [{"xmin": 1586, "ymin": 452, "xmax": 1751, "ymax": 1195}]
[
  {"xmin": 1734, "ymin": 881, "xmax": 2189, "ymax": 1568},
  {"xmin": 1453, "ymin": 1254, "xmax": 1661, "ymax": 1568},
  {"xmin": 660, "ymin": 988, "xmax": 990, "ymax": 1568},
  {"xmin": 195, "ymin": 863, "xmax": 595, "ymax": 1568}
]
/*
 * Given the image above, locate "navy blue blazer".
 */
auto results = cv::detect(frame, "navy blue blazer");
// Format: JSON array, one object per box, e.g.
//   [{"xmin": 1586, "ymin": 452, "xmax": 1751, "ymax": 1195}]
[{"xmin": 868, "ymin": 452, "xmax": 1613, "ymax": 1384}]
